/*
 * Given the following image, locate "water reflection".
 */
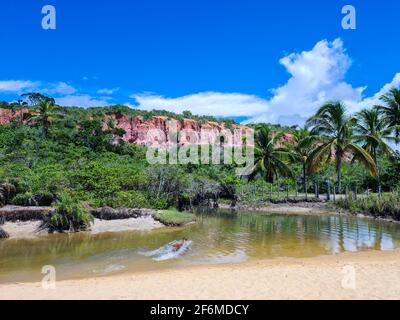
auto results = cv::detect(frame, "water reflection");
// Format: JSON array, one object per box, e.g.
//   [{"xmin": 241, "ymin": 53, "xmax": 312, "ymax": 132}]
[{"xmin": 1, "ymin": 210, "xmax": 400, "ymax": 283}]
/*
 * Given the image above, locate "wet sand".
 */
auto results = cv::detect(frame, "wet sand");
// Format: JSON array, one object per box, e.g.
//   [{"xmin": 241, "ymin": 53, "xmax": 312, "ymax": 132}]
[{"xmin": 1, "ymin": 249, "xmax": 399, "ymax": 300}]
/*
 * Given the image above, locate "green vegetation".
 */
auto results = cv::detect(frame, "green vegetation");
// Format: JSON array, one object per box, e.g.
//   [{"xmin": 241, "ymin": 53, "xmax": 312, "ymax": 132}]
[
  {"xmin": 154, "ymin": 209, "xmax": 196, "ymax": 226},
  {"xmin": 0, "ymin": 87, "xmax": 399, "ymax": 224},
  {"xmin": 335, "ymin": 193, "xmax": 400, "ymax": 220},
  {"xmin": 306, "ymin": 102, "xmax": 378, "ymax": 193},
  {"xmin": 248, "ymin": 124, "xmax": 293, "ymax": 182},
  {"xmin": 47, "ymin": 194, "xmax": 93, "ymax": 232}
]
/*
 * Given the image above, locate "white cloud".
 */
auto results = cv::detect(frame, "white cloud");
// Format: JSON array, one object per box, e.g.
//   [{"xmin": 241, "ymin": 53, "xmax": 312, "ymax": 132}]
[
  {"xmin": 56, "ymin": 95, "xmax": 110, "ymax": 107},
  {"xmin": 133, "ymin": 91, "xmax": 269, "ymax": 118},
  {"xmin": 0, "ymin": 80, "xmax": 39, "ymax": 92},
  {"xmin": 44, "ymin": 82, "xmax": 77, "ymax": 95},
  {"xmin": 346, "ymin": 73, "xmax": 400, "ymax": 113},
  {"xmin": 97, "ymin": 87, "xmax": 120, "ymax": 95},
  {"xmin": 132, "ymin": 39, "xmax": 399, "ymax": 126}
]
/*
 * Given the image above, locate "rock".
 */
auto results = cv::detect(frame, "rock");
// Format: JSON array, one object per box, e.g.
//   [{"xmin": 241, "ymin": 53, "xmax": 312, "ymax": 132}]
[
  {"xmin": 0, "ymin": 205, "xmax": 55, "ymax": 222},
  {"xmin": 0, "ymin": 227, "xmax": 9, "ymax": 239},
  {"xmin": 0, "ymin": 108, "xmax": 28, "ymax": 124},
  {"xmin": 90, "ymin": 207, "xmax": 155, "ymax": 220},
  {"xmin": 0, "ymin": 183, "xmax": 17, "ymax": 205}
]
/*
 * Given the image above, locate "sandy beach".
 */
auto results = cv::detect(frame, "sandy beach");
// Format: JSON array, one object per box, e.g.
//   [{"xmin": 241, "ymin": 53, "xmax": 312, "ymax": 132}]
[{"xmin": 1, "ymin": 249, "xmax": 400, "ymax": 300}]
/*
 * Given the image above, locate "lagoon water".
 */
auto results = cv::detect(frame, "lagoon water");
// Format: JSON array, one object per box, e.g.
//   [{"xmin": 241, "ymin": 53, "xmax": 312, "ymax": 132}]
[{"xmin": 1, "ymin": 210, "xmax": 400, "ymax": 284}]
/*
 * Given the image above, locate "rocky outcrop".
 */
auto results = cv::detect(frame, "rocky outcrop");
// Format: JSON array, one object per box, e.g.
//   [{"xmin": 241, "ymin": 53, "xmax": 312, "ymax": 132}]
[
  {"xmin": 0, "ymin": 108, "xmax": 28, "ymax": 125},
  {"xmin": 0, "ymin": 205, "xmax": 55, "ymax": 222},
  {"xmin": 0, "ymin": 108, "xmax": 253, "ymax": 147},
  {"xmin": 0, "ymin": 227, "xmax": 9, "ymax": 239},
  {"xmin": 90, "ymin": 207, "xmax": 155, "ymax": 220},
  {"xmin": 112, "ymin": 114, "xmax": 253, "ymax": 147}
]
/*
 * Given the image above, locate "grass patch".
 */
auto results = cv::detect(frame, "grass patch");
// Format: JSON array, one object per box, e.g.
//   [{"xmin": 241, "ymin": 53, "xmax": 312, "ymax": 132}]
[
  {"xmin": 154, "ymin": 209, "xmax": 196, "ymax": 226},
  {"xmin": 335, "ymin": 193, "xmax": 400, "ymax": 220}
]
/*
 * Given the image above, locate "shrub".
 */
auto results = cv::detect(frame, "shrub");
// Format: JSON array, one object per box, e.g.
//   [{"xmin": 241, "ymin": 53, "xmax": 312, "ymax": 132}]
[
  {"xmin": 12, "ymin": 191, "xmax": 54, "ymax": 206},
  {"xmin": 148, "ymin": 196, "xmax": 170, "ymax": 210},
  {"xmin": 335, "ymin": 193, "xmax": 400, "ymax": 220},
  {"xmin": 12, "ymin": 192, "xmax": 36, "ymax": 206},
  {"xmin": 96, "ymin": 191, "xmax": 150, "ymax": 208},
  {"xmin": 47, "ymin": 194, "xmax": 93, "ymax": 232}
]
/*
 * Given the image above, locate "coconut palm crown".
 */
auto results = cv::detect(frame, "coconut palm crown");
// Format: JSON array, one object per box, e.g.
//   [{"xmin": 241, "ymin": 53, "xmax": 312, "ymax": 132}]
[
  {"xmin": 306, "ymin": 102, "xmax": 377, "ymax": 193},
  {"xmin": 247, "ymin": 124, "xmax": 293, "ymax": 183},
  {"xmin": 378, "ymin": 88, "xmax": 400, "ymax": 140}
]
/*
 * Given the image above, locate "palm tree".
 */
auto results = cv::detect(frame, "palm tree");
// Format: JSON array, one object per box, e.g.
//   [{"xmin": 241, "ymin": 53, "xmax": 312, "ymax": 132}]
[
  {"xmin": 287, "ymin": 129, "xmax": 317, "ymax": 193},
  {"xmin": 306, "ymin": 102, "xmax": 377, "ymax": 193},
  {"xmin": 247, "ymin": 124, "xmax": 293, "ymax": 183},
  {"xmin": 29, "ymin": 99, "xmax": 60, "ymax": 138},
  {"xmin": 355, "ymin": 107, "xmax": 397, "ymax": 162},
  {"xmin": 378, "ymin": 88, "xmax": 400, "ymax": 140},
  {"xmin": 354, "ymin": 107, "xmax": 398, "ymax": 188}
]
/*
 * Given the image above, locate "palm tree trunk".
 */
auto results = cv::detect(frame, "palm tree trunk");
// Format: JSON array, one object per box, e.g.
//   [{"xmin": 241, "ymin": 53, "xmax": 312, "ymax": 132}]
[
  {"xmin": 373, "ymin": 148, "xmax": 381, "ymax": 190},
  {"xmin": 302, "ymin": 162, "xmax": 307, "ymax": 194},
  {"xmin": 337, "ymin": 156, "xmax": 342, "ymax": 194}
]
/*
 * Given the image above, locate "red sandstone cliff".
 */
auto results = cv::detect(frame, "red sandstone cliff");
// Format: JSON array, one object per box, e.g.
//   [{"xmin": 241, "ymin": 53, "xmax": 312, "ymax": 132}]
[
  {"xmin": 0, "ymin": 109, "xmax": 28, "ymax": 125},
  {"xmin": 2, "ymin": 108, "xmax": 298, "ymax": 147},
  {"xmin": 108, "ymin": 114, "xmax": 253, "ymax": 147}
]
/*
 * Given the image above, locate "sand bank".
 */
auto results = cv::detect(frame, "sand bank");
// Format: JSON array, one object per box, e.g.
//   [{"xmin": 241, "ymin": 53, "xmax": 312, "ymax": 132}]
[
  {"xmin": 1, "ymin": 217, "xmax": 163, "ymax": 239},
  {"xmin": 1, "ymin": 249, "xmax": 400, "ymax": 300}
]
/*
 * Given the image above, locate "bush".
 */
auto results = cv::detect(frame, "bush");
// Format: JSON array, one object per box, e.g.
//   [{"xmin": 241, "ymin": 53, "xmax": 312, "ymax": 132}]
[
  {"xmin": 335, "ymin": 193, "xmax": 400, "ymax": 220},
  {"xmin": 47, "ymin": 194, "xmax": 93, "ymax": 232},
  {"xmin": 12, "ymin": 192, "xmax": 36, "ymax": 206},
  {"xmin": 148, "ymin": 196, "xmax": 170, "ymax": 210},
  {"xmin": 12, "ymin": 191, "xmax": 54, "ymax": 206},
  {"xmin": 96, "ymin": 191, "xmax": 150, "ymax": 208}
]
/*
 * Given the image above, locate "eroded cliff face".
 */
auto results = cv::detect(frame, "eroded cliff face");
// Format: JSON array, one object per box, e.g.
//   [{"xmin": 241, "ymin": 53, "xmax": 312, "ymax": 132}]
[
  {"xmin": 0, "ymin": 109, "xmax": 28, "ymax": 125},
  {"xmin": 0, "ymin": 108, "xmax": 253, "ymax": 146},
  {"xmin": 110, "ymin": 114, "xmax": 254, "ymax": 147}
]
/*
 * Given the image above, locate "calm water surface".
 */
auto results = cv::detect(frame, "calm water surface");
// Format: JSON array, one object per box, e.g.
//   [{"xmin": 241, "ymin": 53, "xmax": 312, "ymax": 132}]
[{"xmin": 1, "ymin": 210, "xmax": 400, "ymax": 283}]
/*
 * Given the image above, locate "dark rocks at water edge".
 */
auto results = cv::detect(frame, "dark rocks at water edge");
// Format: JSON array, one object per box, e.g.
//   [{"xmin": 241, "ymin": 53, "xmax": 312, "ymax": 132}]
[
  {"xmin": 90, "ymin": 207, "xmax": 156, "ymax": 220},
  {"xmin": 0, "ymin": 205, "xmax": 55, "ymax": 222},
  {"xmin": 0, "ymin": 227, "xmax": 9, "ymax": 239},
  {"xmin": 0, "ymin": 205, "xmax": 156, "ymax": 222}
]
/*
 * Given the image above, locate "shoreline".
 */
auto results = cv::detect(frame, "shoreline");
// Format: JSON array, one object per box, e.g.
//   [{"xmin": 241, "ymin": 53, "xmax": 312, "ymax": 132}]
[
  {"xmin": 2, "ymin": 202, "xmax": 399, "ymax": 239},
  {"xmin": 220, "ymin": 201, "xmax": 400, "ymax": 224},
  {"xmin": 1, "ymin": 217, "xmax": 163, "ymax": 239},
  {"xmin": 1, "ymin": 249, "xmax": 400, "ymax": 300}
]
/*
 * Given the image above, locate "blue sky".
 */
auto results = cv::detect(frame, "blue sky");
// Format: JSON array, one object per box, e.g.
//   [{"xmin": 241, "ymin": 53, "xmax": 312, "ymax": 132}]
[{"xmin": 0, "ymin": 0, "xmax": 399, "ymax": 125}]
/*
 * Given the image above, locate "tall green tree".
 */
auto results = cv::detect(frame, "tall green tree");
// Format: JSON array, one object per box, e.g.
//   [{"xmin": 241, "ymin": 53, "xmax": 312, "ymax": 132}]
[
  {"xmin": 354, "ymin": 107, "xmax": 397, "ymax": 163},
  {"xmin": 247, "ymin": 124, "xmax": 292, "ymax": 183},
  {"xmin": 29, "ymin": 100, "xmax": 60, "ymax": 138},
  {"xmin": 287, "ymin": 129, "xmax": 317, "ymax": 193},
  {"xmin": 306, "ymin": 102, "xmax": 377, "ymax": 193},
  {"xmin": 354, "ymin": 107, "xmax": 398, "ymax": 189},
  {"xmin": 378, "ymin": 88, "xmax": 400, "ymax": 140}
]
